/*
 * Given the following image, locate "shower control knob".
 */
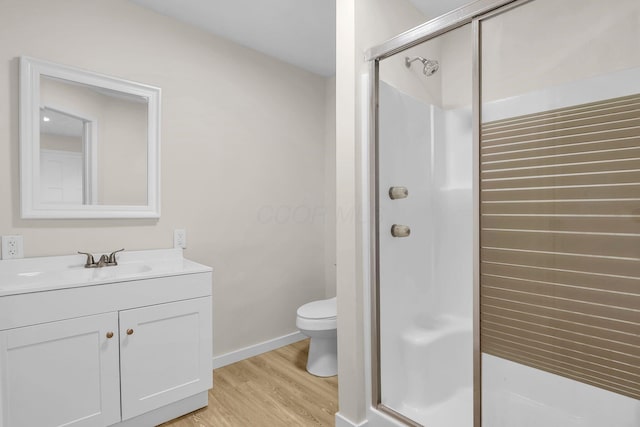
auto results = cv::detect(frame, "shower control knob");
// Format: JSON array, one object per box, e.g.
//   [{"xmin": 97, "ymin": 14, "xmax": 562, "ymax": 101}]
[
  {"xmin": 389, "ymin": 186, "xmax": 408, "ymax": 200},
  {"xmin": 391, "ymin": 224, "xmax": 411, "ymax": 238}
]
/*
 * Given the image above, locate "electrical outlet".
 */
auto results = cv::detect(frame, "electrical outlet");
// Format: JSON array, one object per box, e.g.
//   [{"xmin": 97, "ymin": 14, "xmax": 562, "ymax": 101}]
[
  {"xmin": 2, "ymin": 235, "xmax": 24, "ymax": 259},
  {"xmin": 174, "ymin": 229, "xmax": 187, "ymax": 249}
]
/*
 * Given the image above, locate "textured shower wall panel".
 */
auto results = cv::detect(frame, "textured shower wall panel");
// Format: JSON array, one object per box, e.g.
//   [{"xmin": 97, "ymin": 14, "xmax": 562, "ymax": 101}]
[
  {"xmin": 433, "ymin": 107, "xmax": 473, "ymax": 319},
  {"xmin": 480, "ymin": 91, "xmax": 640, "ymax": 400},
  {"xmin": 378, "ymin": 81, "xmax": 433, "ymax": 407}
]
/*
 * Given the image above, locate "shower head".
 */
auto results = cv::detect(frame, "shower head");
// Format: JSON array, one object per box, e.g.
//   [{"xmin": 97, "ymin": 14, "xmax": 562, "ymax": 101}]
[{"xmin": 405, "ymin": 56, "xmax": 439, "ymax": 76}]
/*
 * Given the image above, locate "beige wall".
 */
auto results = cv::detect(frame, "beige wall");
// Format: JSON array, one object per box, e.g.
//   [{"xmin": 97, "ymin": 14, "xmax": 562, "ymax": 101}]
[
  {"xmin": 440, "ymin": 24, "xmax": 472, "ymax": 109},
  {"xmin": 482, "ymin": 0, "xmax": 640, "ymax": 102},
  {"xmin": 0, "ymin": 0, "xmax": 331, "ymax": 358},
  {"xmin": 40, "ymin": 133, "xmax": 82, "ymax": 152},
  {"xmin": 99, "ymin": 96, "xmax": 147, "ymax": 206},
  {"xmin": 379, "ymin": 39, "xmax": 441, "ymax": 106},
  {"xmin": 413, "ymin": 0, "xmax": 640, "ymax": 110},
  {"xmin": 324, "ymin": 76, "xmax": 337, "ymax": 298},
  {"xmin": 336, "ymin": 1, "xmax": 361, "ymax": 421}
]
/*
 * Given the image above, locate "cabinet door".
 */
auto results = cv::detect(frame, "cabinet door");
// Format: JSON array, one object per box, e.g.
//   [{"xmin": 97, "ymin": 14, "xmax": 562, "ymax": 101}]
[
  {"xmin": 119, "ymin": 297, "xmax": 212, "ymax": 420},
  {"xmin": 0, "ymin": 312, "xmax": 120, "ymax": 427}
]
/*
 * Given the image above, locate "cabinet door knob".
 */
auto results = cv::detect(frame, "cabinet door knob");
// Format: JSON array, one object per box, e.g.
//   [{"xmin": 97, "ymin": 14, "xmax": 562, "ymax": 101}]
[
  {"xmin": 106, "ymin": 331, "xmax": 114, "ymax": 339},
  {"xmin": 126, "ymin": 328, "xmax": 134, "ymax": 336}
]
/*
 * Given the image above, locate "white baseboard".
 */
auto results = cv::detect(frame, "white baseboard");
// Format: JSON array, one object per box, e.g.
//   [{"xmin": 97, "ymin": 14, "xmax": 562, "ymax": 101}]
[
  {"xmin": 336, "ymin": 412, "xmax": 369, "ymax": 427},
  {"xmin": 212, "ymin": 331, "xmax": 306, "ymax": 369}
]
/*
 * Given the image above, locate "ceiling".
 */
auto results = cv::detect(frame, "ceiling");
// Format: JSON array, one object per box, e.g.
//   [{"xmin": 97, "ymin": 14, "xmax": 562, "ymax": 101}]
[
  {"xmin": 41, "ymin": 108, "xmax": 83, "ymax": 138},
  {"xmin": 131, "ymin": 0, "xmax": 472, "ymax": 77}
]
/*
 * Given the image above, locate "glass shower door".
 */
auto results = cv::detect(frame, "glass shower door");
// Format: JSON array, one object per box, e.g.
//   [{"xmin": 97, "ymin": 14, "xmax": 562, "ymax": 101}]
[
  {"xmin": 376, "ymin": 23, "xmax": 474, "ymax": 426},
  {"xmin": 479, "ymin": 0, "xmax": 640, "ymax": 425}
]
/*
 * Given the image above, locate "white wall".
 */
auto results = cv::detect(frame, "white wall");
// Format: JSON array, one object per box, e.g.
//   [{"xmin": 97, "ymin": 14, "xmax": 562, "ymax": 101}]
[{"xmin": 0, "ymin": 0, "xmax": 332, "ymax": 358}]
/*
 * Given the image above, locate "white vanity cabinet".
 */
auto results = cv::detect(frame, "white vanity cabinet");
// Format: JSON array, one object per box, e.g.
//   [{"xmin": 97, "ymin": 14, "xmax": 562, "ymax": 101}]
[
  {"xmin": 0, "ymin": 249, "xmax": 213, "ymax": 427},
  {"xmin": 119, "ymin": 297, "xmax": 212, "ymax": 420},
  {"xmin": 0, "ymin": 313, "xmax": 121, "ymax": 427}
]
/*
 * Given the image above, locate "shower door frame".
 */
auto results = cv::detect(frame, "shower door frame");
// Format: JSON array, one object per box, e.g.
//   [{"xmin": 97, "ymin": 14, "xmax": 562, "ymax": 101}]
[{"xmin": 365, "ymin": 0, "xmax": 531, "ymax": 425}]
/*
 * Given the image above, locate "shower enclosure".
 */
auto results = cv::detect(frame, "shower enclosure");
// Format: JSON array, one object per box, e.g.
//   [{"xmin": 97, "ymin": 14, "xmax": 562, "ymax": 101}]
[{"xmin": 366, "ymin": 0, "xmax": 640, "ymax": 426}]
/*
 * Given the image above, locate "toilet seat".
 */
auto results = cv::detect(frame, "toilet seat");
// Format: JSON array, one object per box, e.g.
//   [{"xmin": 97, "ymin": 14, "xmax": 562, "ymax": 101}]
[{"xmin": 296, "ymin": 297, "xmax": 336, "ymax": 331}]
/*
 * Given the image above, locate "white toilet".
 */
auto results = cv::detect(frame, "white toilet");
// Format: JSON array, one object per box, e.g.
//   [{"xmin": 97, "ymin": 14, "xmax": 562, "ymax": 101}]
[{"xmin": 296, "ymin": 297, "xmax": 337, "ymax": 377}]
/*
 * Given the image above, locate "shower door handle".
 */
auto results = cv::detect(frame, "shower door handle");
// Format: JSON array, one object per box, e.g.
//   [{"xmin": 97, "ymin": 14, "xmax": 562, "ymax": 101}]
[{"xmin": 391, "ymin": 224, "xmax": 411, "ymax": 238}]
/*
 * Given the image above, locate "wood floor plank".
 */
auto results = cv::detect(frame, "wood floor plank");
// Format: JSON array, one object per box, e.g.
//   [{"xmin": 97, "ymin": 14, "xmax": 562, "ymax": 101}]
[{"xmin": 159, "ymin": 339, "xmax": 338, "ymax": 427}]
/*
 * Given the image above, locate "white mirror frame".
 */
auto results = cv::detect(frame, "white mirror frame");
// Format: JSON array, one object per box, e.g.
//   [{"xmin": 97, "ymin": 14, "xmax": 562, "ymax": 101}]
[{"xmin": 20, "ymin": 56, "xmax": 161, "ymax": 219}]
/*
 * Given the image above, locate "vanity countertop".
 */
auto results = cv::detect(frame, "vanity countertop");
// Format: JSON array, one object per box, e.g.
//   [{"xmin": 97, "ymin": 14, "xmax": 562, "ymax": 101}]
[{"xmin": 0, "ymin": 248, "xmax": 211, "ymax": 297}]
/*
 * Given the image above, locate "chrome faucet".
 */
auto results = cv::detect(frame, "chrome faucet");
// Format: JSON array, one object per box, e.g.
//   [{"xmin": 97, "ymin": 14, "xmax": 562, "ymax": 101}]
[
  {"xmin": 107, "ymin": 248, "xmax": 124, "ymax": 264},
  {"xmin": 78, "ymin": 248, "xmax": 125, "ymax": 268},
  {"xmin": 96, "ymin": 254, "xmax": 109, "ymax": 268}
]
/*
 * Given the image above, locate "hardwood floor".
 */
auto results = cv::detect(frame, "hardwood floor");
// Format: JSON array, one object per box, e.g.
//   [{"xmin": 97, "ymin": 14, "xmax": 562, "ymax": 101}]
[{"xmin": 160, "ymin": 339, "xmax": 338, "ymax": 427}]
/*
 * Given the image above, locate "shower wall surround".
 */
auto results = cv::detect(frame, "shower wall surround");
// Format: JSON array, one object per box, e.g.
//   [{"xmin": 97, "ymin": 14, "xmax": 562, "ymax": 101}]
[
  {"xmin": 479, "ymin": 68, "xmax": 640, "ymax": 427},
  {"xmin": 481, "ymin": 90, "xmax": 640, "ymax": 401},
  {"xmin": 378, "ymin": 80, "xmax": 473, "ymax": 425}
]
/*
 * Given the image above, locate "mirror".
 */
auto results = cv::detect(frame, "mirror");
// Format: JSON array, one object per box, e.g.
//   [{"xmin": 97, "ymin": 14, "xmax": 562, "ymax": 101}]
[{"xmin": 20, "ymin": 56, "xmax": 161, "ymax": 218}]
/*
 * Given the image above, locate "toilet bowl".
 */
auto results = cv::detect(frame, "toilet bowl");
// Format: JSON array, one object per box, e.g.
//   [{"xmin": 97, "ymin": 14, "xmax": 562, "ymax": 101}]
[{"xmin": 296, "ymin": 297, "xmax": 337, "ymax": 377}]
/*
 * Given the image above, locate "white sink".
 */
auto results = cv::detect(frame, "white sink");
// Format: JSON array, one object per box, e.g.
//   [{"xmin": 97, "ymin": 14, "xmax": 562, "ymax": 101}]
[
  {"xmin": 0, "ymin": 248, "xmax": 210, "ymax": 296},
  {"xmin": 66, "ymin": 263, "xmax": 153, "ymax": 280}
]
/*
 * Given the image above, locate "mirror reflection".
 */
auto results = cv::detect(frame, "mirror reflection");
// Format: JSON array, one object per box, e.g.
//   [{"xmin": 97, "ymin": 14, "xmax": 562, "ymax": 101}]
[
  {"xmin": 39, "ymin": 106, "xmax": 89, "ymax": 204},
  {"xmin": 39, "ymin": 76, "xmax": 149, "ymax": 206}
]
